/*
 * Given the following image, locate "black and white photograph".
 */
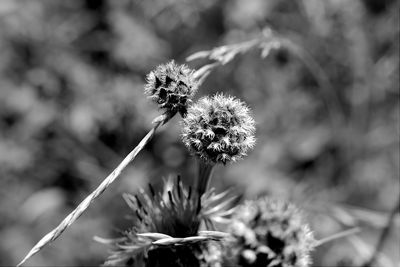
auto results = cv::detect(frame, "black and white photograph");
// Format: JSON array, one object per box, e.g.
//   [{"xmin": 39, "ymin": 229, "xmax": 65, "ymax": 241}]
[{"xmin": 0, "ymin": 0, "xmax": 399, "ymax": 266}]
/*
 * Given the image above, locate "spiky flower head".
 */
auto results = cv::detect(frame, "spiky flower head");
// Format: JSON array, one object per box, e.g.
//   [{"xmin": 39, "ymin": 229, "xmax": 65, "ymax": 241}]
[
  {"xmin": 181, "ymin": 94, "xmax": 256, "ymax": 164},
  {"xmin": 144, "ymin": 61, "xmax": 198, "ymax": 117},
  {"xmin": 223, "ymin": 197, "xmax": 315, "ymax": 267},
  {"xmin": 98, "ymin": 176, "xmax": 236, "ymax": 267}
]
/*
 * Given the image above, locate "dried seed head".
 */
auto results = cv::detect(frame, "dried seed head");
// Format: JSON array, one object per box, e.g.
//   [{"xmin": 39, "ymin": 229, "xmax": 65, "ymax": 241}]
[
  {"xmin": 181, "ymin": 94, "xmax": 256, "ymax": 164},
  {"xmin": 144, "ymin": 61, "xmax": 198, "ymax": 117},
  {"xmin": 223, "ymin": 198, "xmax": 315, "ymax": 267}
]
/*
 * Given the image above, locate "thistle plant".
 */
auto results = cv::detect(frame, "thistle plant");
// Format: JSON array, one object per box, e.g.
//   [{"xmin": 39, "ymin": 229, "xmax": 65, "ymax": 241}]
[
  {"xmin": 98, "ymin": 93, "xmax": 257, "ymax": 266},
  {"xmin": 182, "ymin": 94, "xmax": 256, "ymax": 165},
  {"xmin": 17, "ymin": 37, "xmax": 360, "ymax": 266},
  {"xmin": 181, "ymin": 94, "xmax": 256, "ymax": 195},
  {"xmin": 97, "ymin": 176, "xmax": 235, "ymax": 267},
  {"xmin": 145, "ymin": 60, "xmax": 198, "ymax": 118},
  {"xmin": 222, "ymin": 198, "xmax": 315, "ymax": 267}
]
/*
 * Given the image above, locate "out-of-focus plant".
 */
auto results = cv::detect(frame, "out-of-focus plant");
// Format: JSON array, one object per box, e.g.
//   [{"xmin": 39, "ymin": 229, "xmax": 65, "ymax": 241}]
[{"xmin": 223, "ymin": 197, "xmax": 315, "ymax": 267}]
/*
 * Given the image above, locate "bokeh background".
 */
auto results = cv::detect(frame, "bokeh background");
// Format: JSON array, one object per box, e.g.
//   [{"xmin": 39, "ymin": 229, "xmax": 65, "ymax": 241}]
[{"xmin": 0, "ymin": 0, "xmax": 398, "ymax": 266}]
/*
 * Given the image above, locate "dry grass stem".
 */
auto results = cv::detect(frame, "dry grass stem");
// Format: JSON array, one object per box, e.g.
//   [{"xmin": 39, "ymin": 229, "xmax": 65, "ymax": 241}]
[
  {"xmin": 17, "ymin": 116, "xmax": 166, "ymax": 267},
  {"xmin": 315, "ymin": 227, "xmax": 361, "ymax": 247}
]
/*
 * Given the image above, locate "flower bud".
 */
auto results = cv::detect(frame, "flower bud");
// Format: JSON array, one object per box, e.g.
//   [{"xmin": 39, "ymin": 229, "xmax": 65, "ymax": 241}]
[
  {"xmin": 145, "ymin": 61, "xmax": 198, "ymax": 117},
  {"xmin": 181, "ymin": 94, "xmax": 256, "ymax": 164}
]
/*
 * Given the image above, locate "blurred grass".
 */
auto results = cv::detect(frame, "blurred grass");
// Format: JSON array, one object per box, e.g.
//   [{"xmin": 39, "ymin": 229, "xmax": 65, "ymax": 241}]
[{"xmin": 0, "ymin": 0, "xmax": 398, "ymax": 266}]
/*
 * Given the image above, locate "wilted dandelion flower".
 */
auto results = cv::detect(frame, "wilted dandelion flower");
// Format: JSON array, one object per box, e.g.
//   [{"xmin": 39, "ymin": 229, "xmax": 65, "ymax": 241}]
[
  {"xmin": 181, "ymin": 94, "xmax": 256, "ymax": 165},
  {"xmin": 98, "ymin": 176, "xmax": 235, "ymax": 267},
  {"xmin": 223, "ymin": 197, "xmax": 315, "ymax": 267},
  {"xmin": 144, "ymin": 61, "xmax": 198, "ymax": 117}
]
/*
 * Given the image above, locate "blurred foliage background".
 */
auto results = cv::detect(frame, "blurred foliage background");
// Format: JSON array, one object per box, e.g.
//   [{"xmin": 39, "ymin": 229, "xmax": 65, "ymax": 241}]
[{"xmin": 0, "ymin": 0, "xmax": 398, "ymax": 266}]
